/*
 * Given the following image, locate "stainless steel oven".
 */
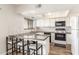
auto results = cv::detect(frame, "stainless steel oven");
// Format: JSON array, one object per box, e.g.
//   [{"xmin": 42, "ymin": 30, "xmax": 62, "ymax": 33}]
[
  {"xmin": 55, "ymin": 33, "xmax": 66, "ymax": 41},
  {"xmin": 55, "ymin": 20, "xmax": 66, "ymax": 41}
]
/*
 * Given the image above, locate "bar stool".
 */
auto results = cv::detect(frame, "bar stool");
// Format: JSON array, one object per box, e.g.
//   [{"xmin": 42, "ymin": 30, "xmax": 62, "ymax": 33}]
[
  {"xmin": 6, "ymin": 36, "xmax": 18, "ymax": 55},
  {"xmin": 17, "ymin": 40, "xmax": 43, "ymax": 55},
  {"xmin": 6, "ymin": 36, "xmax": 23, "ymax": 55},
  {"xmin": 24, "ymin": 40, "xmax": 43, "ymax": 55}
]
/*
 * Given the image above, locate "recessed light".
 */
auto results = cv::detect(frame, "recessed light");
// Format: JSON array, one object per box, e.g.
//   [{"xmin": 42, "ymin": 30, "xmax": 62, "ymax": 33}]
[
  {"xmin": 30, "ymin": 10, "xmax": 36, "ymax": 13},
  {"xmin": 47, "ymin": 13, "xmax": 52, "ymax": 15},
  {"xmin": 22, "ymin": 10, "xmax": 37, "ymax": 15}
]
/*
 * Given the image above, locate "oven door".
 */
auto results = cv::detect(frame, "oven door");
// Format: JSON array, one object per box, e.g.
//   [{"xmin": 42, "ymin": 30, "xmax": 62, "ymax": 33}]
[{"xmin": 55, "ymin": 33, "xmax": 66, "ymax": 41}]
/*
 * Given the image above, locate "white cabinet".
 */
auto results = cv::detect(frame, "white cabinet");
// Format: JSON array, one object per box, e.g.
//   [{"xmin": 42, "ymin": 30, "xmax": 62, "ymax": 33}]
[
  {"xmin": 51, "ymin": 33, "xmax": 55, "ymax": 43},
  {"xmin": 36, "ymin": 19, "xmax": 50, "ymax": 27},
  {"xmin": 66, "ymin": 34, "xmax": 71, "ymax": 44},
  {"xmin": 66, "ymin": 17, "xmax": 70, "ymax": 26},
  {"xmin": 50, "ymin": 19, "xmax": 55, "ymax": 27},
  {"xmin": 70, "ymin": 16, "xmax": 79, "ymax": 29},
  {"xmin": 36, "ymin": 19, "xmax": 55, "ymax": 27}
]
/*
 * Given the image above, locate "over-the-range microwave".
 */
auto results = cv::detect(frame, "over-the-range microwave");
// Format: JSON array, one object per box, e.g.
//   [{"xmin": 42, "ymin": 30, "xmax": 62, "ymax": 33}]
[{"xmin": 55, "ymin": 21, "xmax": 65, "ymax": 27}]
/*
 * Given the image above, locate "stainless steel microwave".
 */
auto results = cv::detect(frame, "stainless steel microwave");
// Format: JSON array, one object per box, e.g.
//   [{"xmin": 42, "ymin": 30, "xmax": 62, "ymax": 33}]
[{"xmin": 55, "ymin": 21, "xmax": 65, "ymax": 27}]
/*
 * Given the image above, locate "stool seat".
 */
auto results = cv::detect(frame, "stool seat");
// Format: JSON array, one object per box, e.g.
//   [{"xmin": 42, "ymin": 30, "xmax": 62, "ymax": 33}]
[
  {"xmin": 26, "ymin": 43, "xmax": 42, "ymax": 50},
  {"xmin": 8, "ymin": 41, "xmax": 16, "ymax": 45},
  {"xmin": 17, "ymin": 41, "xmax": 27, "ymax": 46},
  {"xmin": 18, "ymin": 43, "xmax": 42, "ymax": 50},
  {"xmin": 8, "ymin": 41, "xmax": 12, "ymax": 44}
]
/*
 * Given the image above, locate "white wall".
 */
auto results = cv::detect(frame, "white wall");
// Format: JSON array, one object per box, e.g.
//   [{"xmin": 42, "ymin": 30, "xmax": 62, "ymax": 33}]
[
  {"xmin": 8, "ymin": 12, "xmax": 24, "ymax": 35},
  {"xmin": 0, "ymin": 5, "xmax": 24, "ymax": 54}
]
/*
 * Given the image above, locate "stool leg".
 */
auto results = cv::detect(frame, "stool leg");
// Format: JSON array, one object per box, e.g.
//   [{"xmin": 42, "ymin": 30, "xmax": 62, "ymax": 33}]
[
  {"xmin": 6, "ymin": 37, "xmax": 8, "ymax": 55},
  {"xmin": 22, "ymin": 39, "xmax": 24, "ymax": 55},
  {"xmin": 14, "ymin": 44, "xmax": 15, "ymax": 53},
  {"xmin": 36, "ymin": 41, "xmax": 38, "ymax": 55},
  {"xmin": 16, "ymin": 38, "xmax": 18, "ymax": 55},
  {"xmin": 34, "ymin": 50, "xmax": 36, "ymax": 55},
  {"xmin": 19, "ymin": 46, "xmax": 21, "ymax": 53},
  {"xmin": 41, "ymin": 45, "xmax": 43, "ymax": 55},
  {"xmin": 27, "ymin": 40, "xmax": 30, "ymax": 55},
  {"xmin": 12, "ymin": 37, "xmax": 14, "ymax": 55}
]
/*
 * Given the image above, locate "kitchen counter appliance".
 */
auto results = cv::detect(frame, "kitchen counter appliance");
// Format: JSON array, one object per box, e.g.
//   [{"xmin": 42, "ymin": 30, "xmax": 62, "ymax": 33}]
[{"xmin": 55, "ymin": 21, "xmax": 66, "ymax": 41}]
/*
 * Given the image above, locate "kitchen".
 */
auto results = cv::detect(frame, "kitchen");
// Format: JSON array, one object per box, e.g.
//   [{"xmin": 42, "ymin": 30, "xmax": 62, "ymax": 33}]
[
  {"xmin": 0, "ymin": 4, "xmax": 79, "ymax": 55},
  {"xmin": 23, "ymin": 15, "xmax": 71, "ymax": 55}
]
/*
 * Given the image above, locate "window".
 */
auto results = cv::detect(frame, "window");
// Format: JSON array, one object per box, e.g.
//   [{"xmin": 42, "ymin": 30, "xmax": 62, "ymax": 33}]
[{"xmin": 24, "ymin": 18, "xmax": 33, "ymax": 29}]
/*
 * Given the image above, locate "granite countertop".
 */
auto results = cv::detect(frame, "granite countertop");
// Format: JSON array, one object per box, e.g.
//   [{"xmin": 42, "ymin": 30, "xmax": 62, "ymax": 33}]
[
  {"xmin": 9, "ymin": 31, "xmax": 50, "ymax": 41},
  {"xmin": 24, "ymin": 34, "xmax": 50, "ymax": 41},
  {"xmin": 36, "ymin": 30, "xmax": 71, "ymax": 34}
]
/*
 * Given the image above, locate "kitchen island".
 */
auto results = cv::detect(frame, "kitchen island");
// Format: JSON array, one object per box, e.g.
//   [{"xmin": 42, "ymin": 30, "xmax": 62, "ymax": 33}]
[
  {"xmin": 24, "ymin": 33, "xmax": 50, "ymax": 55},
  {"xmin": 7, "ymin": 32, "xmax": 50, "ymax": 55}
]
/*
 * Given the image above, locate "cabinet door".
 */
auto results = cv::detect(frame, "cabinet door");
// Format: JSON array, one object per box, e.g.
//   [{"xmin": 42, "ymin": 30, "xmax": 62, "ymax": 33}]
[
  {"xmin": 66, "ymin": 17, "xmax": 70, "ymax": 26},
  {"xmin": 66, "ymin": 34, "xmax": 71, "ymax": 44},
  {"xmin": 70, "ymin": 16, "xmax": 79, "ymax": 29},
  {"xmin": 50, "ymin": 19, "xmax": 55, "ymax": 27},
  {"xmin": 51, "ymin": 33, "xmax": 55, "ymax": 43}
]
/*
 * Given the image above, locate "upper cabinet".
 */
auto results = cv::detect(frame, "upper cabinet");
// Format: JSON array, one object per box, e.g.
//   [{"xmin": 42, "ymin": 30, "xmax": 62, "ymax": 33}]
[
  {"xmin": 33, "ymin": 17, "xmax": 70, "ymax": 28},
  {"xmin": 50, "ymin": 19, "xmax": 55, "ymax": 27},
  {"xmin": 36, "ymin": 19, "xmax": 49, "ymax": 27},
  {"xmin": 65, "ymin": 17, "xmax": 70, "ymax": 27},
  {"xmin": 70, "ymin": 16, "xmax": 79, "ymax": 29},
  {"xmin": 35, "ymin": 19, "xmax": 55, "ymax": 27}
]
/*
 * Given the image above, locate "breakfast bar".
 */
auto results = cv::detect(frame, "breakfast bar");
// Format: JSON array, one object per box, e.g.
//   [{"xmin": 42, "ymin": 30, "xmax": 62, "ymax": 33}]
[{"xmin": 6, "ymin": 32, "xmax": 50, "ymax": 55}]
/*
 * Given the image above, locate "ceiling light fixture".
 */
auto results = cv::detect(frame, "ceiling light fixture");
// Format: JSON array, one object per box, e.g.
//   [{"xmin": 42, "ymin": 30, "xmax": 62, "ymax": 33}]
[
  {"xmin": 29, "ymin": 10, "xmax": 36, "ymax": 13},
  {"xmin": 47, "ymin": 13, "xmax": 52, "ymax": 15},
  {"xmin": 36, "ymin": 4, "xmax": 42, "ymax": 8}
]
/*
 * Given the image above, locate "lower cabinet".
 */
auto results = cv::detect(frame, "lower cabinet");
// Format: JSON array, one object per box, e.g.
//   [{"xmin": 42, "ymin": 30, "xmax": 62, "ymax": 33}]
[{"xmin": 51, "ymin": 33, "xmax": 54, "ymax": 43}]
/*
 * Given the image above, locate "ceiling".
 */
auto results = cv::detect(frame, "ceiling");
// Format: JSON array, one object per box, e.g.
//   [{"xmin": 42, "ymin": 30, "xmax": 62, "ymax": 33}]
[{"xmin": 16, "ymin": 4, "xmax": 79, "ymax": 19}]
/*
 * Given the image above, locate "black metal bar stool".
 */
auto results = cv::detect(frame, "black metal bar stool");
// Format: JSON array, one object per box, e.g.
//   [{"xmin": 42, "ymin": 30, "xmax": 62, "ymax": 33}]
[
  {"xmin": 17, "ymin": 38, "xmax": 27, "ymax": 55},
  {"xmin": 6, "ymin": 36, "xmax": 43, "ymax": 55},
  {"xmin": 26, "ymin": 40, "xmax": 43, "ymax": 55},
  {"xmin": 17, "ymin": 40, "xmax": 43, "ymax": 55},
  {"xmin": 6, "ymin": 36, "xmax": 16, "ymax": 55},
  {"xmin": 6, "ymin": 36, "xmax": 23, "ymax": 55}
]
